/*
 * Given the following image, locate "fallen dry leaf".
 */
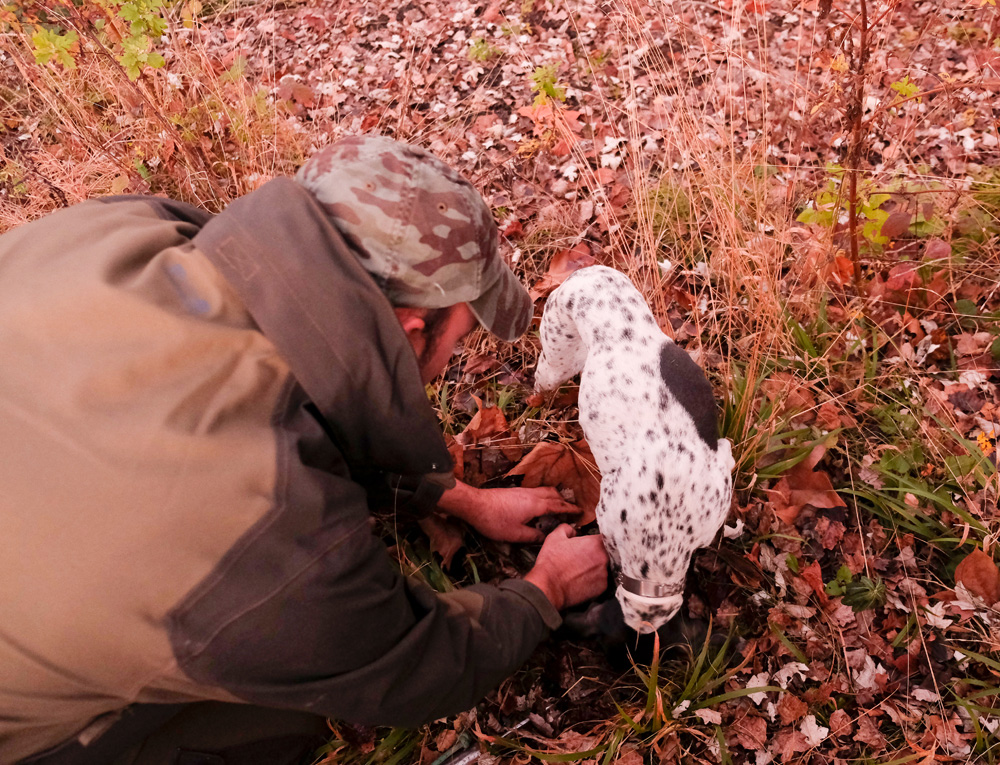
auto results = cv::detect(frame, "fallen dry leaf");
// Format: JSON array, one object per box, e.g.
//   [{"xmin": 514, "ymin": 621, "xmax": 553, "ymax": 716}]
[
  {"xmin": 418, "ymin": 513, "xmax": 465, "ymax": 569},
  {"xmin": 761, "ymin": 371, "xmax": 817, "ymax": 425},
  {"xmin": 506, "ymin": 439, "xmax": 601, "ymax": 524},
  {"xmin": 828, "ymin": 708, "xmax": 854, "ymax": 738},
  {"xmin": 454, "ymin": 404, "xmax": 506, "ymax": 445},
  {"xmin": 880, "ymin": 210, "xmax": 912, "ymax": 240},
  {"xmin": 772, "ymin": 728, "xmax": 810, "ymax": 761},
  {"xmin": 767, "ymin": 445, "xmax": 847, "ymax": 525},
  {"xmin": 434, "ymin": 729, "xmax": 458, "ymax": 752},
  {"xmin": 884, "ymin": 261, "xmax": 922, "ymax": 293},
  {"xmin": 445, "ymin": 435, "xmax": 465, "ymax": 481},
  {"xmin": 955, "ymin": 548, "xmax": 1000, "ymax": 604},
  {"xmin": 814, "ymin": 516, "xmax": 846, "ymax": 550},
  {"xmin": 854, "ymin": 714, "xmax": 888, "ymax": 751},
  {"xmin": 777, "ymin": 692, "xmax": 809, "ymax": 725},
  {"xmin": 529, "ymin": 242, "xmax": 596, "ymax": 301},
  {"xmin": 455, "ymin": 404, "xmax": 523, "ymax": 464},
  {"xmin": 612, "ymin": 748, "xmax": 643, "ymax": 765},
  {"xmin": 463, "ymin": 353, "xmax": 500, "ymax": 376},
  {"xmin": 920, "ymin": 713, "xmax": 973, "ymax": 755},
  {"xmin": 798, "ymin": 560, "xmax": 831, "ymax": 607},
  {"xmin": 816, "ymin": 400, "xmax": 843, "ymax": 431},
  {"xmin": 733, "ymin": 714, "xmax": 767, "ymax": 750},
  {"xmin": 276, "ymin": 74, "xmax": 314, "ymax": 107}
]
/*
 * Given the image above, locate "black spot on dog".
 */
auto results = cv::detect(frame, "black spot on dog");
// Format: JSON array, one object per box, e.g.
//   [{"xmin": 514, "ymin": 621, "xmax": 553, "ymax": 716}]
[
  {"xmin": 656, "ymin": 472, "xmax": 664, "ymax": 490},
  {"xmin": 659, "ymin": 341, "xmax": 719, "ymax": 449},
  {"xmin": 640, "ymin": 561, "xmax": 650, "ymax": 577},
  {"xmin": 620, "ymin": 509, "xmax": 628, "ymax": 522}
]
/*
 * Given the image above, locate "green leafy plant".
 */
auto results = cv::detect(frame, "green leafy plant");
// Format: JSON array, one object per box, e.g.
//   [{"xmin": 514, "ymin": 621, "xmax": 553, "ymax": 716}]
[
  {"xmin": 797, "ymin": 164, "xmax": 891, "ymax": 247},
  {"xmin": 889, "ymin": 75, "xmax": 920, "ymax": 103},
  {"xmin": 824, "ymin": 565, "xmax": 886, "ymax": 611},
  {"xmin": 10, "ymin": 0, "xmax": 169, "ymax": 79},
  {"xmin": 30, "ymin": 26, "xmax": 78, "ymax": 68},
  {"xmin": 842, "ymin": 576, "xmax": 887, "ymax": 612},
  {"xmin": 468, "ymin": 37, "xmax": 502, "ymax": 62},
  {"xmin": 530, "ymin": 64, "xmax": 566, "ymax": 105}
]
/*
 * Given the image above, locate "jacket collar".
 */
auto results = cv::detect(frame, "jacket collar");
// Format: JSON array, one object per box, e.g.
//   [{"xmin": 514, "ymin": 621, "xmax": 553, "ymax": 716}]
[{"xmin": 193, "ymin": 177, "xmax": 452, "ymax": 477}]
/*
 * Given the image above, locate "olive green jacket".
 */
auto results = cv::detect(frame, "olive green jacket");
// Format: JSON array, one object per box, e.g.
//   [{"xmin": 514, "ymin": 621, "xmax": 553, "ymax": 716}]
[{"xmin": 0, "ymin": 179, "xmax": 559, "ymax": 763}]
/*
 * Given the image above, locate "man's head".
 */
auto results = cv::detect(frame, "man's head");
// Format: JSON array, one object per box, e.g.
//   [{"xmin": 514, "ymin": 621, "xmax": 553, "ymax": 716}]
[
  {"xmin": 295, "ymin": 135, "xmax": 532, "ymax": 356},
  {"xmin": 394, "ymin": 303, "xmax": 480, "ymax": 384}
]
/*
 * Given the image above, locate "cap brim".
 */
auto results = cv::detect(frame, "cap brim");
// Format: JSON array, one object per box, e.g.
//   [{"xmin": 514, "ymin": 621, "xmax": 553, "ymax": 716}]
[{"xmin": 469, "ymin": 263, "xmax": 533, "ymax": 342}]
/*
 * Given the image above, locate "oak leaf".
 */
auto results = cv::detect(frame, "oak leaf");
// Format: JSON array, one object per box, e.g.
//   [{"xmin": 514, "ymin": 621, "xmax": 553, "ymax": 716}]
[
  {"xmin": 276, "ymin": 75, "xmax": 314, "ymax": 107},
  {"xmin": 501, "ymin": 220, "xmax": 524, "ymax": 240},
  {"xmin": 879, "ymin": 210, "xmax": 912, "ymax": 240},
  {"xmin": 884, "ymin": 261, "xmax": 922, "ymax": 293},
  {"xmin": 853, "ymin": 715, "xmax": 887, "ymax": 751},
  {"xmin": 529, "ymin": 242, "xmax": 596, "ymax": 301},
  {"xmin": 506, "ymin": 439, "xmax": 601, "ymax": 524},
  {"xmin": 771, "ymin": 728, "xmax": 810, "ymax": 761},
  {"xmin": 955, "ymin": 548, "xmax": 1000, "ymax": 604},
  {"xmin": 828, "ymin": 708, "xmax": 853, "ymax": 738},
  {"xmin": 463, "ymin": 353, "xmax": 500, "ymax": 376},
  {"xmin": 798, "ymin": 560, "xmax": 831, "ymax": 607},
  {"xmin": 767, "ymin": 445, "xmax": 846, "ymax": 525},
  {"xmin": 444, "ymin": 435, "xmax": 465, "ymax": 481},
  {"xmin": 777, "ymin": 693, "xmax": 808, "ymax": 725},
  {"xmin": 418, "ymin": 513, "xmax": 465, "ymax": 569},
  {"xmin": 434, "ymin": 729, "xmax": 458, "ymax": 752},
  {"xmin": 733, "ymin": 714, "xmax": 767, "ymax": 750},
  {"xmin": 761, "ymin": 372, "xmax": 816, "ymax": 424},
  {"xmin": 455, "ymin": 405, "xmax": 506, "ymax": 444},
  {"xmin": 455, "ymin": 405, "xmax": 522, "ymax": 464}
]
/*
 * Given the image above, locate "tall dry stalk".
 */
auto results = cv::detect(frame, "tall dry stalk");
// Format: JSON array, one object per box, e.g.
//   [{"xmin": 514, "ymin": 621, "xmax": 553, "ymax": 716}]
[{"xmin": 843, "ymin": 0, "xmax": 871, "ymax": 295}]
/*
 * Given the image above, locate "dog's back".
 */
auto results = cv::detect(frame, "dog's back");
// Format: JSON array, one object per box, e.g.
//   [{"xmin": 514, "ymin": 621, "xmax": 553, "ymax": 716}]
[{"xmin": 535, "ymin": 266, "xmax": 734, "ymax": 632}]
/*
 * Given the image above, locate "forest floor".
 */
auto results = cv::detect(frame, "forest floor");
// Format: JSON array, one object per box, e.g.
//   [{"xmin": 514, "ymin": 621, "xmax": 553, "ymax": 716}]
[{"xmin": 4, "ymin": 0, "xmax": 1000, "ymax": 762}]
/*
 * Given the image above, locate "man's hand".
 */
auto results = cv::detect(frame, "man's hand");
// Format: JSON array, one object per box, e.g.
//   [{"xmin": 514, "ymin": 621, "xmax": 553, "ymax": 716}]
[
  {"xmin": 524, "ymin": 525, "xmax": 608, "ymax": 611},
  {"xmin": 437, "ymin": 481, "xmax": 580, "ymax": 542}
]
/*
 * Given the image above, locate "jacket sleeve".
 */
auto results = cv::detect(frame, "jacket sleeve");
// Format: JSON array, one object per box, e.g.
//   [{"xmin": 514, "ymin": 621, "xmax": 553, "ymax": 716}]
[
  {"xmin": 356, "ymin": 470, "xmax": 452, "ymax": 522},
  {"xmin": 167, "ymin": 395, "xmax": 560, "ymax": 727}
]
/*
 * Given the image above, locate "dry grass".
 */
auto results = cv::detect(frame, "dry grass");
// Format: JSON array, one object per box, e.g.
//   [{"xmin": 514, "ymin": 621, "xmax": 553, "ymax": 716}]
[{"xmin": 1, "ymin": 14, "xmax": 304, "ymax": 232}]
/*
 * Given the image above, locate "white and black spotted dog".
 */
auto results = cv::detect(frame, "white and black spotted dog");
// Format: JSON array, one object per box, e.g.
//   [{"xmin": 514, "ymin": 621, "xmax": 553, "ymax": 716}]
[{"xmin": 535, "ymin": 265, "xmax": 735, "ymax": 634}]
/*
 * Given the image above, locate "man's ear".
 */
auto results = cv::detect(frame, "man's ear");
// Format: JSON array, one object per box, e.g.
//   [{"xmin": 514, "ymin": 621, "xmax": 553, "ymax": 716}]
[
  {"xmin": 394, "ymin": 307, "xmax": 427, "ymax": 335},
  {"xmin": 393, "ymin": 307, "xmax": 428, "ymax": 358}
]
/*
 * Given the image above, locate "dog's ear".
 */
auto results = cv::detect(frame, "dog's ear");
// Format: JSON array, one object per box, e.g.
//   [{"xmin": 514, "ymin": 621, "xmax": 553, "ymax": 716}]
[{"xmin": 717, "ymin": 437, "xmax": 736, "ymax": 473}]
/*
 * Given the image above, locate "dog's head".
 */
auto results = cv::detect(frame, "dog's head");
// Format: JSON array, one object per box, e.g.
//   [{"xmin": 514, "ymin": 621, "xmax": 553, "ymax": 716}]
[{"xmin": 616, "ymin": 588, "xmax": 685, "ymax": 634}]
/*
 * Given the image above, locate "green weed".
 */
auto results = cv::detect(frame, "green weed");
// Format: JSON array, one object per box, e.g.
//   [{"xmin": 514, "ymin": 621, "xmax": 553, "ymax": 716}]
[{"xmin": 468, "ymin": 38, "xmax": 502, "ymax": 62}]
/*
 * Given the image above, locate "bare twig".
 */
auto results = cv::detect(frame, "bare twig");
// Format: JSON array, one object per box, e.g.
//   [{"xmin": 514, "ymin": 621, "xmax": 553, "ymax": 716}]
[{"xmin": 844, "ymin": 0, "xmax": 870, "ymax": 296}]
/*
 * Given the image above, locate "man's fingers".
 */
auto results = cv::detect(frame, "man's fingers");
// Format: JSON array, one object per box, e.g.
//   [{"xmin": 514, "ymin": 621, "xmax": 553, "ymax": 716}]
[
  {"xmin": 542, "ymin": 498, "xmax": 581, "ymax": 516},
  {"xmin": 518, "ymin": 487, "xmax": 581, "ymax": 518},
  {"xmin": 554, "ymin": 523, "xmax": 576, "ymax": 539},
  {"xmin": 510, "ymin": 525, "xmax": 545, "ymax": 543}
]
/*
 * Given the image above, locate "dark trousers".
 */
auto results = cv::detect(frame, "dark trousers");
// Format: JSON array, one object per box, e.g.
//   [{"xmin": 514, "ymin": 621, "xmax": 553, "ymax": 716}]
[{"xmin": 21, "ymin": 703, "xmax": 331, "ymax": 765}]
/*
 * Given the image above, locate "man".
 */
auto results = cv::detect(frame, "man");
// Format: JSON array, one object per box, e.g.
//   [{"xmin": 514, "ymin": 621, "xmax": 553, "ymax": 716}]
[{"xmin": 0, "ymin": 135, "xmax": 609, "ymax": 764}]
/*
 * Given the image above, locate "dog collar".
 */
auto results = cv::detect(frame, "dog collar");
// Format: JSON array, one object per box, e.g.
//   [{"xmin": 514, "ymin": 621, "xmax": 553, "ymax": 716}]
[{"xmin": 616, "ymin": 571, "xmax": 683, "ymax": 599}]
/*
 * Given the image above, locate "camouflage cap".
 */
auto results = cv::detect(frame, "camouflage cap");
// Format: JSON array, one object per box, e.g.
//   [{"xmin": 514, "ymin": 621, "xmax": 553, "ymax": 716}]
[{"xmin": 294, "ymin": 135, "xmax": 532, "ymax": 342}]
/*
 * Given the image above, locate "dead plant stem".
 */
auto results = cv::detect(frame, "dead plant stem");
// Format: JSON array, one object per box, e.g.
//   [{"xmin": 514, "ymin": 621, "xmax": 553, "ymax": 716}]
[{"xmin": 845, "ymin": 0, "xmax": 870, "ymax": 296}]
